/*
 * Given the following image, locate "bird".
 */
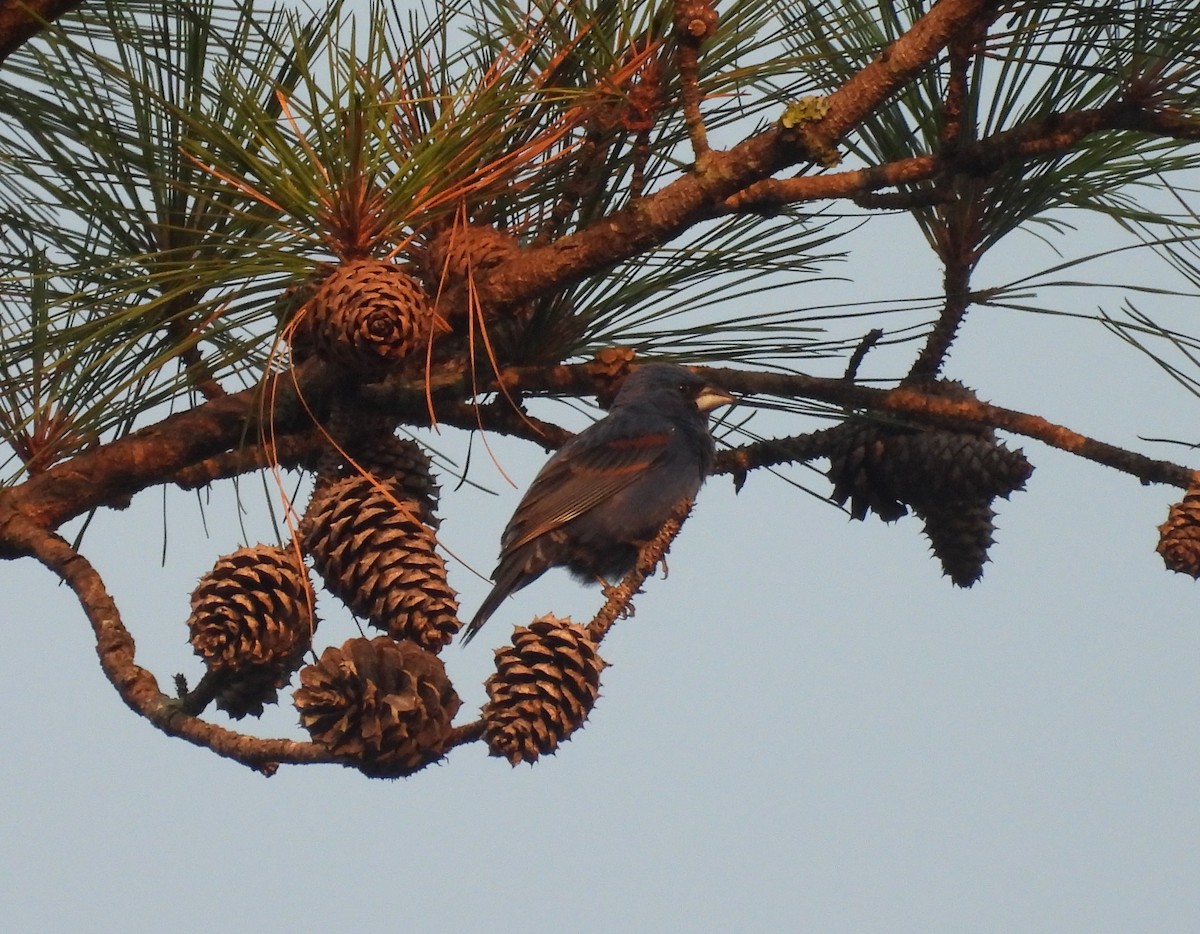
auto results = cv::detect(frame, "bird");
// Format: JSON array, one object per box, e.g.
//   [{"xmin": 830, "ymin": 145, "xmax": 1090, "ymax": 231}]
[{"xmin": 461, "ymin": 363, "xmax": 734, "ymax": 644}]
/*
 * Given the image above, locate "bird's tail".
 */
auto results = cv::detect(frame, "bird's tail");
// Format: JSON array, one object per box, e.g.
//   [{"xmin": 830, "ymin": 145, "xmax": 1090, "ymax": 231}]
[
  {"xmin": 460, "ymin": 584, "xmax": 509, "ymax": 645},
  {"xmin": 460, "ymin": 550, "xmax": 545, "ymax": 645}
]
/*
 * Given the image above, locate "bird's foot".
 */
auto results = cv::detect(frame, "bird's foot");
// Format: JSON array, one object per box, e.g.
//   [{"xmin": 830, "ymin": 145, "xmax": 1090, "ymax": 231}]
[{"xmin": 598, "ymin": 577, "xmax": 636, "ymax": 618}]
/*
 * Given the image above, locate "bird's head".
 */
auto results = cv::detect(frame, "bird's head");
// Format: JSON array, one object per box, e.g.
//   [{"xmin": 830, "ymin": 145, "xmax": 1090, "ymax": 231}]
[{"xmin": 613, "ymin": 363, "xmax": 734, "ymax": 415}]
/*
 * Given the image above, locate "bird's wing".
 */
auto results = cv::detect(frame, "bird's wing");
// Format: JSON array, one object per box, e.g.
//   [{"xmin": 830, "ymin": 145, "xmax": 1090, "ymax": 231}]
[{"xmin": 501, "ymin": 420, "xmax": 677, "ymax": 553}]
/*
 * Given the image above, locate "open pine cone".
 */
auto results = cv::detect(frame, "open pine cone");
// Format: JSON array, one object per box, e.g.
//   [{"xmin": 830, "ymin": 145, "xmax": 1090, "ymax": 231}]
[
  {"xmin": 187, "ymin": 544, "xmax": 316, "ymax": 719},
  {"xmin": 294, "ymin": 636, "xmax": 461, "ymax": 778},
  {"xmin": 1158, "ymin": 487, "xmax": 1200, "ymax": 577},
  {"xmin": 316, "ymin": 432, "xmax": 441, "ymax": 528},
  {"xmin": 483, "ymin": 616, "xmax": 606, "ymax": 766},
  {"xmin": 301, "ymin": 474, "xmax": 460, "ymax": 651},
  {"xmin": 419, "ymin": 223, "xmax": 519, "ymax": 299},
  {"xmin": 307, "ymin": 259, "xmax": 443, "ymax": 370}
]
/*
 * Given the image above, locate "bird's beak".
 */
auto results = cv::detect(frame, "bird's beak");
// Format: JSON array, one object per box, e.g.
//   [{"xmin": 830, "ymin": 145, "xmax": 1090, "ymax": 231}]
[{"xmin": 695, "ymin": 384, "xmax": 735, "ymax": 413}]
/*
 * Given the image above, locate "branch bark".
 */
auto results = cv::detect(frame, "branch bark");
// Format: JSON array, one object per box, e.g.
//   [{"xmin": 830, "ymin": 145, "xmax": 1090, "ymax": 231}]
[
  {"xmin": 704, "ymin": 367, "xmax": 1197, "ymax": 491},
  {"xmin": 0, "ymin": 0, "xmax": 82, "ymax": 63},
  {"xmin": 726, "ymin": 101, "xmax": 1197, "ymax": 213}
]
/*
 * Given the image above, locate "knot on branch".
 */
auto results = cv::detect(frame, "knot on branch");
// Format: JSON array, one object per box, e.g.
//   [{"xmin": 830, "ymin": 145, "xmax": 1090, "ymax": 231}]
[{"xmin": 675, "ymin": 0, "xmax": 719, "ymax": 42}]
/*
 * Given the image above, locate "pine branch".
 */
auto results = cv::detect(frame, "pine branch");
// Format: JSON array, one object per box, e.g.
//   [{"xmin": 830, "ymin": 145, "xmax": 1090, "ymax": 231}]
[
  {"xmin": 0, "ymin": 0, "xmax": 81, "ymax": 63},
  {"xmin": 466, "ymin": 0, "xmax": 1002, "ymax": 311},
  {"xmin": 705, "ymin": 367, "xmax": 1197, "ymax": 491},
  {"xmin": 673, "ymin": 0, "xmax": 718, "ymax": 160},
  {"xmin": 727, "ymin": 102, "xmax": 1200, "ymax": 213},
  {"xmin": 587, "ymin": 496, "xmax": 694, "ymax": 644},
  {"xmin": 2, "ymin": 355, "xmax": 1195, "ymax": 561}
]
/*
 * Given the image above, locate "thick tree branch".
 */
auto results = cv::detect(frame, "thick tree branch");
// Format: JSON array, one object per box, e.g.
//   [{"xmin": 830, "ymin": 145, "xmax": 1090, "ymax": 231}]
[
  {"xmin": 0, "ymin": 0, "xmax": 81, "ymax": 63},
  {"xmin": 469, "ymin": 0, "xmax": 999, "ymax": 311},
  {"xmin": 1, "ymin": 354, "xmax": 1194, "ymax": 559},
  {"xmin": 0, "ymin": 361, "xmax": 345, "ymax": 538},
  {"xmin": 726, "ymin": 102, "xmax": 1198, "ymax": 213}
]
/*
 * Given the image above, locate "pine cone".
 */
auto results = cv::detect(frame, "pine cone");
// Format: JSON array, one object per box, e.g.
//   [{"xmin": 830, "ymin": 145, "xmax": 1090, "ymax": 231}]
[
  {"xmin": 828, "ymin": 422, "xmax": 1031, "ymax": 522},
  {"xmin": 1158, "ymin": 487, "xmax": 1200, "ymax": 577},
  {"xmin": 884, "ymin": 431, "xmax": 1032, "ymax": 509},
  {"xmin": 420, "ymin": 224, "xmax": 519, "ymax": 292},
  {"xmin": 294, "ymin": 637, "xmax": 461, "ymax": 777},
  {"xmin": 827, "ymin": 381, "xmax": 1033, "ymax": 588},
  {"xmin": 827, "ymin": 421, "xmax": 912, "ymax": 522},
  {"xmin": 676, "ymin": 0, "xmax": 719, "ymax": 41},
  {"xmin": 187, "ymin": 544, "xmax": 316, "ymax": 718},
  {"xmin": 318, "ymin": 433, "xmax": 441, "ymax": 528},
  {"xmin": 308, "ymin": 259, "xmax": 442, "ymax": 370},
  {"xmin": 358, "ymin": 436, "xmax": 441, "ymax": 520},
  {"xmin": 302, "ymin": 475, "xmax": 460, "ymax": 651},
  {"xmin": 914, "ymin": 500, "xmax": 996, "ymax": 587},
  {"xmin": 416, "ymin": 223, "xmax": 529, "ymax": 350},
  {"xmin": 483, "ymin": 616, "xmax": 606, "ymax": 766}
]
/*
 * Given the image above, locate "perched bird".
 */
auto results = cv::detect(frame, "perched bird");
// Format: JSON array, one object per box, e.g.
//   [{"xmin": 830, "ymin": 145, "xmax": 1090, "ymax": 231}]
[{"xmin": 461, "ymin": 363, "xmax": 733, "ymax": 644}]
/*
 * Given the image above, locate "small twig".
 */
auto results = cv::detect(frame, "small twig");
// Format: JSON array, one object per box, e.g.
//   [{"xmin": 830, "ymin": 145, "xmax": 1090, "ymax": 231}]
[
  {"xmin": 630, "ymin": 128, "xmax": 653, "ymax": 199},
  {"xmin": 908, "ymin": 249, "xmax": 976, "ymax": 382},
  {"xmin": 677, "ymin": 43, "xmax": 709, "ymax": 159},
  {"xmin": 939, "ymin": 14, "xmax": 980, "ymax": 154},
  {"xmin": 445, "ymin": 719, "xmax": 486, "ymax": 750},
  {"xmin": 906, "ymin": 15, "xmax": 992, "ymax": 383},
  {"xmin": 176, "ymin": 340, "xmax": 227, "ymax": 402},
  {"xmin": 532, "ymin": 126, "xmax": 617, "ymax": 246},
  {"xmin": 844, "ymin": 329, "xmax": 884, "ymax": 381},
  {"xmin": 171, "ymin": 430, "xmax": 327, "ymax": 489},
  {"xmin": 674, "ymin": 1, "xmax": 719, "ymax": 161},
  {"xmin": 472, "ymin": 399, "xmax": 573, "ymax": 450},
  {"xmin": 619, "ymin": 44, "xmax": 665, "ymax": 200},
  {"xmin": 174, "ymin": 668, "xmax": 224, "ymax": 717},
  {"xmin": 586, "ymin": 497, "xmax": 695, "ymax": 643},
  {"xmin": 163, "ymin": 294, "xmax": 228, "ymax": 403}
]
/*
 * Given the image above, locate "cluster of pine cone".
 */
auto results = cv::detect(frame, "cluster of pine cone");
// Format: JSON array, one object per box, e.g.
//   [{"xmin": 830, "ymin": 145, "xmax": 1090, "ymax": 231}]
[
  {"xmin": 185, "ymin": 244, "xmax": 606, "ymax": 775},
  {"xmin": 195, "ymin": 253, "xmax": 1200, "ymax": 777},
  {"xmin": 185, "ymin": 425, "xmax": 607, "ymax": 775}
]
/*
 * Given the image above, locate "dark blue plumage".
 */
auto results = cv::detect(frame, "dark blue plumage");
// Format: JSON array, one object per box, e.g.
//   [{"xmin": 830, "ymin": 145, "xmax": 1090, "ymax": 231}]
[{"xmin": 461, "ymin": 363, "xmax": 732, "ymax": 644}]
